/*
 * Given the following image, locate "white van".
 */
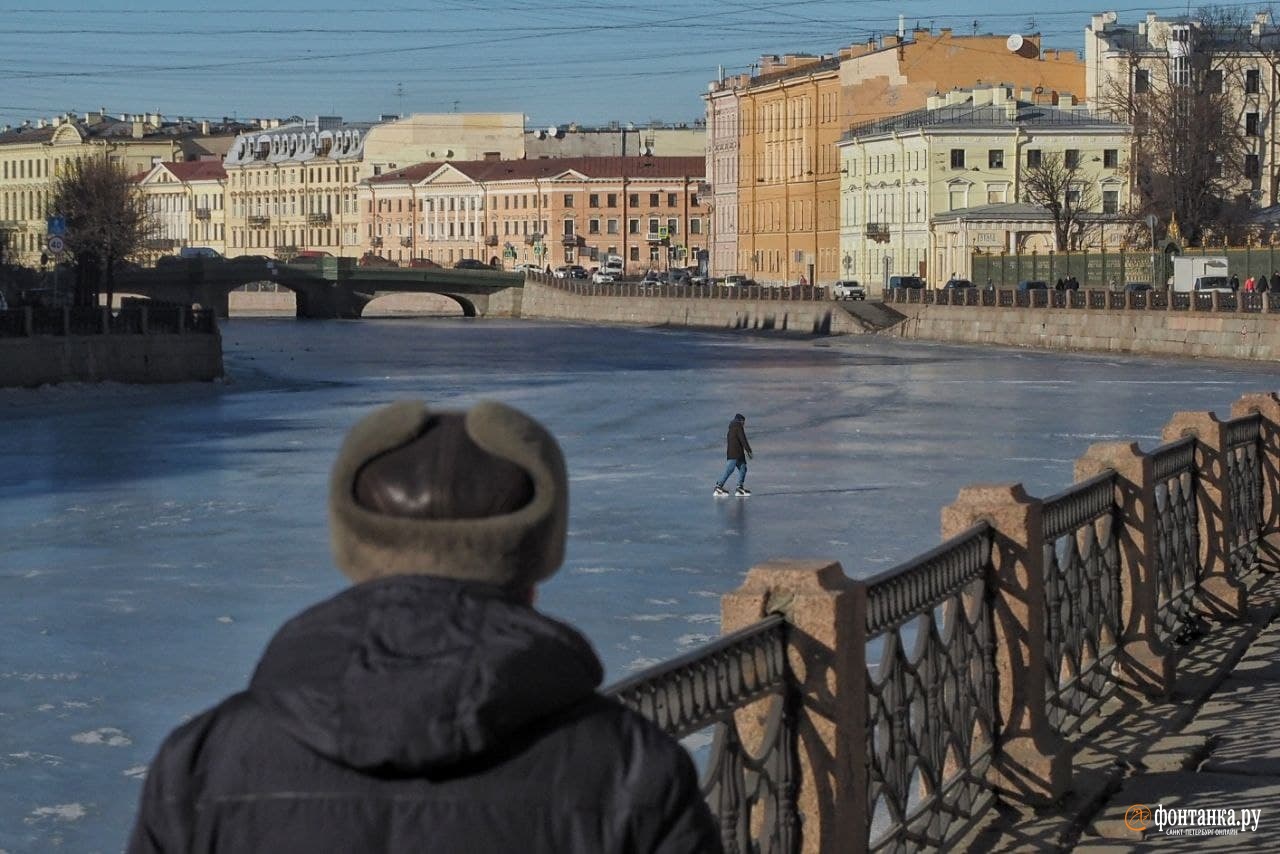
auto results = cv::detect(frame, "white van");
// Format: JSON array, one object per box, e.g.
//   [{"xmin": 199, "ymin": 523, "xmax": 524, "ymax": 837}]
[{"xmin": 1170, "ymin": 256, "xmax": 1231, "ymax": 293}]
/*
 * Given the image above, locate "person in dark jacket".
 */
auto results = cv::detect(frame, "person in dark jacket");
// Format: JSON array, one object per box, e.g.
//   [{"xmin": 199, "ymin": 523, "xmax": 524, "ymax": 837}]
[
  {"xmin": 713, "ymin": 413, "xmax": 753, "ymax": 497},
  {"xmin": 128, "ymin": 401, "xmax": 722, "ymax": 854}
]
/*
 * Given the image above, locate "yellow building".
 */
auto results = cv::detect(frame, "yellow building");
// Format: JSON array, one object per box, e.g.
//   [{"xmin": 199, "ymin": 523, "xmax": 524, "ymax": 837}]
[
  {"xmin": 0, "ymin": 111, "xmax": 244, "ymax": 265},
  {"xmin": 135, "ymin": 160, "xmax": 228, "ymax": 260},
  {"xmin": 223, "ymin": 117, "xmax": 376, "ymax": 259},
  {"xmin": 710, "ymin": 26, "xmax": 1087, "ymax": 283},
  {"xmin": 361, "ymin": 113, "xmax": 526, "ymax": 177},
  {"xmin": 837, "ymin": 85, "xmax": 1131, "ymax": 284}
]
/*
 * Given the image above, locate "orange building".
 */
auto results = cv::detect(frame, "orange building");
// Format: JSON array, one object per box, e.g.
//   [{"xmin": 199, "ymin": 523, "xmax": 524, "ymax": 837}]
[
  {"xmin": 360, "ymin": 156, "xmax": 706, "ymax": 274},
  {"xmin": 719, "ymin": 27, "xmax": 1085, "ymax": 285}
]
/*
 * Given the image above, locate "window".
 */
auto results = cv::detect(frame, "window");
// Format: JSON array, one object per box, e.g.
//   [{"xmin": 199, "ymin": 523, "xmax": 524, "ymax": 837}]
[
  {"xmin": 563, "ymin": 194, "xmax": 574, "ymax": 207},
  {"xmin": 606, "ymin": 193, "xmax": 617, "ymax": 207},
  {"xmin": 629, "ymin": 193, "xmax": 639, "ymax": 207},
  {"xmin": 607, "ymin": 218, "xmax": 619, "ymax": 234},
  {"xmin": 1064, "ymin": 149, "xmax": 1080, "ymax": 169},
  {"xmin": 1247, "ymin": 69, "xmax": 1261, "ymax": 94},
  {"xmin": 649, "ymin": 193, "xmax": 659, "ymax": 207},
  {"xmin": 588, "ymin": 218, "xmax": 600, "ymax": 234},
  {"xmin": 1247, "ymin": 112, "xmax": 1260, "ymax": 136},
  {"xmin": 562, "ymin": 219, "xmax": 574, "ymax": 236},
  {"xmin": 950, "ymin": 149, "xmax": 965, "ymax": 169},
  {"xmin": 667, "ymin": 193, "xmax": 677, "ymax": 207},
  {"xmin": 589, "ymin": 194, "xmax": 599, "ymax": 208},
  {"xmin": 1135, "ymin": 69, "xmax": 1150, "ymax": 94},
  {"xmin": 988, "ymin": 149, "xmax": 1003, "ymax": 169},
  {"xmin": 1246, "ymin": 154, "xmax": 1261, "ymax": 178},
  {"xmin": 1026, "ymin": 149, "xmax": 1042, "ymax": 168},
  {"xmin": 948, "ymin": 188, "xmax": 965, "ymax": 211},
  {"xmin": 1103, "ymin": 149, "xmax": 1118, "ymax": 168},
  {"xmin": 666, "ymin": 218, "xmax": 678, "ymax": 235},
  {"xmin": 648, "ymin": 217, "xmax": 659, "ymax": 234},
  {"xmin": 1205, "ymin": 69, "xmax": 1223, "ymax": 94},
  {"xmin": 629, "ymin": 246, "xmax": 639, "ymax": 261},
  {"xmin": 628, "ymin": 218, "xmax": 640, "ymax": 234},
  {"xmin": 1065, "ymin": 188, "xmax": 1080, "ymax": 208},
  {"xmin": 1103, "ymin": 189, "xmax": 1119, "ymax": 215},
  {"xmin": 690, "ymin": 218, "xmax": 702, "ymax": 234}
]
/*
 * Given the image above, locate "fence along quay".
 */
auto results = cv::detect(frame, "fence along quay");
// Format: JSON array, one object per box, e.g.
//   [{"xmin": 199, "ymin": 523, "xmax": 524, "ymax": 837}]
[{"xmin": 605, "ymin": 392, "xmax": 1279, "ymax": 852}]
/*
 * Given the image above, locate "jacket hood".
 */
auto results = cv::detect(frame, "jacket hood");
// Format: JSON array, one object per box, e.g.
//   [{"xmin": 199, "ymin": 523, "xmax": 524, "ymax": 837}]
[{"xmin": 248, "ymin": 575, "xmax": 603, "ymax": 774}]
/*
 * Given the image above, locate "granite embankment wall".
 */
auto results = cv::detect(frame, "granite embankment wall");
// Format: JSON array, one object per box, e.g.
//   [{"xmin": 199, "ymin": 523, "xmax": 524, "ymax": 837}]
[
  {"xmin": 518, "ymin": 279, "xmax": 861, "ymax": 335},
  {"xmin": 889, "ymin": 302, "xmax": 1280, "ymax": 360}
]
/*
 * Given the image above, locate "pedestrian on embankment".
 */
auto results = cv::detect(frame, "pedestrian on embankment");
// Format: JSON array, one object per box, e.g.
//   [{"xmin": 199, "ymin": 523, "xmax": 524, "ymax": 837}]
[
  {"xmin": 714, "ymin": 413, "xmax": 753, "ymax": 497},
  {"xmin": 128, "ymin": 401, "xmax": 722, "ymax": 854}
]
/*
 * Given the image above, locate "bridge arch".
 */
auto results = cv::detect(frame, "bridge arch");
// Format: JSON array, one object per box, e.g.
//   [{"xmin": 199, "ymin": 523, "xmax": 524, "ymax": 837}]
[{"xmin": 361, "ymin": 292, "xmax": 476, "ymax": 318}]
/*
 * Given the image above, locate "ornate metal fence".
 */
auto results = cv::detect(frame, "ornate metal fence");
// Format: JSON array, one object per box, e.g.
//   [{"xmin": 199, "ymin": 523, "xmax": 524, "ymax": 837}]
[
  {"xmin": 1224, "ymin": 414, "xmax": 1264, "ymax": 576},
  {"xmin": 1150, "ymin": 437, "xmax": 1201, "ymax": 641},
  {"xmin": 1040, "ymin": 472, "xmax": 1123, "ymax": 736},
  {"xmin": 607, "ymin": 615, "xmax": 799, "ymax": 854},
  {"xmin": 863, "ymin": 524, "xmax": 997, "ymax": 851}
]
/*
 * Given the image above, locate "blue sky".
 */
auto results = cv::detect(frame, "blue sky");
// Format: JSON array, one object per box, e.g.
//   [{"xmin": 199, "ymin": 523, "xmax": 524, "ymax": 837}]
[{"xmin": 0, "ymin": 1, "xmax": 1250, "ymax": 129}]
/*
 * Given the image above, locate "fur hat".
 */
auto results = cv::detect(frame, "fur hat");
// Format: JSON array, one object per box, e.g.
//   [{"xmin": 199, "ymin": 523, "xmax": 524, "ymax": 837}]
[{"xmin": 329, "ymin": 400, "xmax": 568, "ymax": 589}]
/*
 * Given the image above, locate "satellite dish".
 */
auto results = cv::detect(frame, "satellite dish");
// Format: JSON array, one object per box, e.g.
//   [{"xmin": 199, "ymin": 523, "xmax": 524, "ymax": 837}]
[{"xmin": 1007, "ymin": 33, "xmax": 1024, "ymax": 52}]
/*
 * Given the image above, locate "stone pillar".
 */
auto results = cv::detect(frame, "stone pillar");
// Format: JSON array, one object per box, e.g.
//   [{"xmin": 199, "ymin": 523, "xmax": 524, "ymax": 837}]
[
  {"xmin": 1075, "ymin": 442, "xmax": 1175, "ymax": 696},
  {"xmin": 1162, "ymin": 411, "xmax": 1248, "ymax": 620},
  {"xmin": 1211, "ymin": 291, "xmax": 1222, "ymax": 312},
  {"xmin": 941, "ymin": 484, "xmax": 1073, "ymax": 803},
  {"xmin": 722, "ymin": 559, "xmax": 860, "ymax": 854},
  {"xmin": 1230, "ymin": 392, "xmax": 1280, "ymax": 568},
  {"xmin": 22, "ymin": 306, "xmax": 33, "ymax": 337}
]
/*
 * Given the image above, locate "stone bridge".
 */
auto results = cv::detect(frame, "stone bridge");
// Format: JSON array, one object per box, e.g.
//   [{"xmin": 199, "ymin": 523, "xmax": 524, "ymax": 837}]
[{"xmin": 113, "ymin": 257, "xmax": 524, "ymax": 319}]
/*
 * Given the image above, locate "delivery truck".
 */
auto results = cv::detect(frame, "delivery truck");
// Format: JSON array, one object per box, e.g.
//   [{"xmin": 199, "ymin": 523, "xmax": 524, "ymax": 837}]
[{"xmin": 1170, "ymin": 256, "xmax": 1232, "ymax": 293}]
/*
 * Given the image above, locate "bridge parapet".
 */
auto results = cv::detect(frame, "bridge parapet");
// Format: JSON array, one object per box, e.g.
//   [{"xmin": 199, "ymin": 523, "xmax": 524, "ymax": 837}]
[{"xmin": 606, "ymin": 392, "xmax": 1279, "ymax": 852}]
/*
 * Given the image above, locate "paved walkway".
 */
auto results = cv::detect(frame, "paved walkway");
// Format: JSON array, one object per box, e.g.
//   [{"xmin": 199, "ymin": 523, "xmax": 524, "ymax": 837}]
[{"xmin": 969, "ymin": 569, "xmax": 1280, "ymax": 851}]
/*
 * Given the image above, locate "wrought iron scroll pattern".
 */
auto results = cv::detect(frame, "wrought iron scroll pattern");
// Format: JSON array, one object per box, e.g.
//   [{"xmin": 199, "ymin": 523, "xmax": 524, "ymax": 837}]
[
  {"xmin": 1041, "ymin": 472, "xmax": 1122, "ymax": 736},
  {"xmin": 1151, "ymin": 438, "xmax": 1200, "ymax": 641},
  {"xmin": 607, "ymin": 616, "xmax": 798, "ymax": 854},
  {"xmin": 1225, "ymin": 415, "xmax": 1263, "ymax": 576},
  {"xmin": 865, "ymin": 524, "xmax": 996, "ymax": 852}
]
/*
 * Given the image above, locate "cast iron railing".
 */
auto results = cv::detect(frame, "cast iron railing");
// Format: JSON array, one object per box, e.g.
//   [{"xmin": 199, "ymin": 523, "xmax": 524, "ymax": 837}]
[
  {"xmin": 883, "ymin": 287, "xmax": 1280, "ymax": 316},
  {"xmin": 0, "ymin": 307, "xmax": 217, "ymax": 338},
  {"xmin": 607, "ymin": 615, "xmax": 798, "ymax": 854},
  {"xmin": 1041, "ymin": 471, "xmax": 1123, "ymax": 736},
  {"xmin": 1150, "ymin": 437, "xmax": 1200, "ymax": 641},
  {"xmin": 1224, "ymin": 414, "xmax": 1264, "ymax": 575},
  {"xmin": 863, "ymin": 523, "xmax": 997, "ymax": 851}
]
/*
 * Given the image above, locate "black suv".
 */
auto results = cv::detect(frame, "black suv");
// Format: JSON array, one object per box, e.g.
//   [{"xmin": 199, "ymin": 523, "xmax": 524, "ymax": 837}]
[{"xmin": 454, "ymin": 258, "xmax": 492, "ymax": 270}]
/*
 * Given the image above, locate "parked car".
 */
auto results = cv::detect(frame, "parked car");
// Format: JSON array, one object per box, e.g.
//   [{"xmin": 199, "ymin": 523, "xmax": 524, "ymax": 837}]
[
  {"xmin": 942, "ymin": 279, "xmax": 975, "ymax": 290},
  {"xmin": 888, "ymin": 275, "xmax": 926, "ymax": 289},
  {"xmin": 591, "ymin": 271, "xmax": 615, "ymax": 284},
  {"xmin": 1016, "ymin": 280, "xmax": 1048, "ymax": 291},
  {"xmin": 407, "ymin": 258, "xmax": 440, "ymax": 269},
  {"xmin": 832, "ymin": 280, "xmax": 866, "ymax": 300},
  {"xmin": 723, "ymin": 274, "xmax": 750, "ymax": 287},
  {"xmin": 1123, "ymin": 281, "xmax": 1153, "ymax": 292},
  {"xmin": 454, "ymin": 258, "xmax": 492, "ymax": 270},
  {"xmin": 359, "ymin": 253, "xmax": 398, "ymax": 268},
  {"xmin": 566, "ymin": 264, "xmax": 589, "ymax": 279},
  {"xmin": 513, "ymin": 263, "xmax": 542, "ymax": 274}
]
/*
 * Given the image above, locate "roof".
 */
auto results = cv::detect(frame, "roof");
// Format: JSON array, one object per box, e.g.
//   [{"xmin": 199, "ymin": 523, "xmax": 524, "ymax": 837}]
[
  {"xmin": 932, "ymin": 202, "xmax": 1059, "ymax": 223},
  {"xmin": 844, "ymin": 98, "xmax": 1128, "ymax": 140},
  {"xmin": 367, "ymin": 155, "xmax": 706, "ymax": 186},
  {"xmin": 746, "ymin": 55, "xmax": 841, "ymax": 88},
  {"xmin": 0, "ymin": 116, "xmax": 256, "ymax": 147},
  {"xmin": 161, "ymin": 160, "xmax": 227, "ymax": 181}
]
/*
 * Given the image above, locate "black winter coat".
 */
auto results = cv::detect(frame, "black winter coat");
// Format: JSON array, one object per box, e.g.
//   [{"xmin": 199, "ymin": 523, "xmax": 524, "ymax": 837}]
[
  {"xmin": 725, "ymin": 419, "xmax": 752, "ymax": 462},
  {"xmin": 128, "ymin": 576, "xmax": 722, "ymax": 854}
]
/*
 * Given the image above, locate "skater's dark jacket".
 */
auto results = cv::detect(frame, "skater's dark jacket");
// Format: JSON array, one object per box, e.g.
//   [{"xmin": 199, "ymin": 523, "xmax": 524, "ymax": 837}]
[
  {"xmin": 725, "ymin": 418, "xmax": 752, "ymax": 462},
  {"xmin": 127, "ymin": 575, "xmax": 722, "ymax": 854}
]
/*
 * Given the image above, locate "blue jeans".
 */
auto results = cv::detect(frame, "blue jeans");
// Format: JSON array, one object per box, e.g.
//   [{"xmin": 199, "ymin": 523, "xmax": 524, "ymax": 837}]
[{"xmin": 717, "ymin": 459, "xmax": 747, "ymax": 488}]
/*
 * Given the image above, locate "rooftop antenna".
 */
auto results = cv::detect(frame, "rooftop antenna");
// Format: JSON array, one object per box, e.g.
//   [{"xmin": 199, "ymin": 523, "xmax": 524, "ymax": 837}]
[
  {"xmin": 395, "ymin": 82, "xmax": 404, "ymax": 116},
  {"xmin": 452, "ymin": 99, "xmax": 460, "ymax": 113}
]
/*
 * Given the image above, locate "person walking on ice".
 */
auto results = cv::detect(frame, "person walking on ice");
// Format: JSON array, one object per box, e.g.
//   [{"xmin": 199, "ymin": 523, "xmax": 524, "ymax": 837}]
[{"xmin": 714, "ymin": 413, "xmax": 753, "ymax": 497}]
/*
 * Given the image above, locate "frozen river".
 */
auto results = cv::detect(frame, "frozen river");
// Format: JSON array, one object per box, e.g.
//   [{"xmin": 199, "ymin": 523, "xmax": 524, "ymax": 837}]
[{"xmin": 2, "ymin": 317, "xmax": 1277, "ymax": 850}]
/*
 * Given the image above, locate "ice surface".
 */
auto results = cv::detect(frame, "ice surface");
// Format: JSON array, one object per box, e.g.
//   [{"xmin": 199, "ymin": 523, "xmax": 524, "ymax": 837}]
[{"xmin": 3, "ymin": 317, "xmax": 1278, "ymax": 848}]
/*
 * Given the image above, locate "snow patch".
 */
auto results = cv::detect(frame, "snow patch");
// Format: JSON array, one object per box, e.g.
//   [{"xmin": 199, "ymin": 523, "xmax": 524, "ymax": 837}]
[
  {"xmin": 680, "ymin": 730, "xmax": 715, "ymax": 752},
  {"xmin": 568, "ymin": 565, "xmax": 622, "ymax": 575},
  {"xmin": 123, "ymin": 765, "xmax": 148, "ymax": 780},
  {"xmin": 625, "ymin": 657, "xmax": 662, "ymax": 672},
  {"xmin": 25, "ymin": 803, "xmax": 86, "ymax": 823},
  {"xmin": 217, "ymin": 615, "xmax": 234, "ymax": 624},
  {"xmin": 625, "ymin": 613, "xmax": 679, "ymax": 622},
  {"xmin": 646, "ymin": 598, "xmax": 678, "ymax": 606},
  {"xmin": 676, "ymin": 633, "xmax": 714, "ymax": 648},
  {"xmin": 71, "ymin": 727, "xmax": 131, "ymax": 747},
  {"xmin": 685, "ymin": 614, "xmax": 720, "ymax": 624}
]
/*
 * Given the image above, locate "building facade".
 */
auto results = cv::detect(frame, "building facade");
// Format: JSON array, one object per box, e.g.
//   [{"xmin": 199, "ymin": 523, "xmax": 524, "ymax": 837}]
[
  {"xmin": 1086, "ymin": 10, "xmax": 1280, "ymax": 206},
  {"xmin": 135, "ymin": 160, "xmax": 228, "ymax": 259},
  {"xmin": 361, "ymin": 156, "xmax": 707, "ymax": 274},
  {"xmin": 525, "ymin": 123, "xmax": 706, "ymax": 159},
  {"xmin": 222, "ymin": 117, "xmax": 376, "ymax": 259},
  {"xmin": 361, "ymin": 113, "xmax": 526, "ymax": 177},
  {"xmin": 704, "ymin": 78, "xmax": 747, "ymax": 278},
  {"xmin": 706, "ymin": 26, "xmax": 1087, "ymax": 282},
  {"xmin": 837, "ymin": 85, "xmax": 1131, "ymax": 283},
  {"xmin": 0, "ymin": 111, "xmax": 247, "ymax": 266}
]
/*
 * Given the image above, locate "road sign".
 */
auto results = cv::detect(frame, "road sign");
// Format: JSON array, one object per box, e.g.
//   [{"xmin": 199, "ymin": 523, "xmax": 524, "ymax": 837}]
[
  {"xmin": 533, "ymin": 242, "xmax": 545, "ymax": 257},
  {"xmin": 47, "ymin": 235, "xmax": 65, "ymax": 253},
  {"xmin": 47, "ymin": 216, "xmax": 66, "ymax": 236},
  {"xmin": 658, "ymin": 226, "xmax": 669, "ymax": 240}
]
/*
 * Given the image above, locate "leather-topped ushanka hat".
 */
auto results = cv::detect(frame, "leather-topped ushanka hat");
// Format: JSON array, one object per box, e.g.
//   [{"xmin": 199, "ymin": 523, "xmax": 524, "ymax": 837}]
[{"xmin": 329, "ymin": 400, "xmax": 568, "ymax": 589}]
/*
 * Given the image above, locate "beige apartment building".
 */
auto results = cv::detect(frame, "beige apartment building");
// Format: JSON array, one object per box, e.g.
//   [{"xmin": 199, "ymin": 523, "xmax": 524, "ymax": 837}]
[
  {"xmin": 705, "ymin": 26, "xmax": 1087, "ymax": 282},
  {"xmin": 361, "ymin": 113, "xmax": 526, "ymax": 177},
  {"xmin": 222, "ymin": 117, "xmax": 376, "ymax": 259},
  {"xmin": 0, "ymin": 111, "xmax": 246, "ymax": 265},
  {"xmin": 135, "ymin": 160, "xmax": 228, "ymax": 259},
  {"xmin": 361, "ymin": 156, "xmax": 707, "ymax": 274},
  {"xmin": 838, "ymin": 84, "xmax": 1131, "ymax": 283},
  {"xmin": 525, "ymin": 123, "xmax": 706, "ymax": 158},
  {"xmin": 1086, "ymin": 10, "xmax": 1280, "ymax": 206}
]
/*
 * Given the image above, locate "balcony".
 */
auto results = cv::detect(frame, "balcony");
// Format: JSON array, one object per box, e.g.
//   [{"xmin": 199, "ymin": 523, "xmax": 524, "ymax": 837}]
[
  {"xmin": 399, "ymin": 236, "xmax": 413, "ymax": 247},
  {"xmin": 524, "ymin": 232, "xmax": 543, "ymax": 246},
  {"xmin": 371, "ymin": 237, "xmax": 383, "ymax": 247},
  {"xmin": 561, "ymin": 233, "xmax": 580, "ymax": 246},
  {"xmin": 144, "ymin": 238, "xmax": 179, "ymax": 250},
  {"xmin": 645, "ymin": 232, "xmax": 665, "ymax": 243},
  {"xmin": 865, "ymin": 222, "xmax": 891, "ymax": 243},
  {"xmin": 308, "ymin": 212, "xmax": 332, "ymax": 226},
  {"xmin": 248, "ymin": 215, "xmax": 271, "ymax": 228},
  {"xmin": 194, "ymin": 207, "xmax": 211, "ymax": 220}
]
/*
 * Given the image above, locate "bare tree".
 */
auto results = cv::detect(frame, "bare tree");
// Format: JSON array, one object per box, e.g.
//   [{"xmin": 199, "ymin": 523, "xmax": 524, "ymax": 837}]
[
  {"xmin": 1099, "ymin": 6, "xmax": 1253, "ymax": 245},
  {"xmin": 48, "ymin": 156, "xmax": 152, "ymax": 308},
  {"xmin": 1021, "ymin": 152, "xmax": 1099, "ymax": 250}
]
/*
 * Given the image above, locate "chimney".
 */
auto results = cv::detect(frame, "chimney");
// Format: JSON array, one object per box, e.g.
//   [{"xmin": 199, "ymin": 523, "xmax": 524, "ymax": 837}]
[
  {"xmin": 1004, "ymin": 101, "xmax": 1018, "ymax": 120},
  {"xmin": 927, "ymin": 93, "xmax": 944, "ymax": 110},
  {"xmin": 132, "ymin": 120, "xmax": 145, "ymax": 139},
  {"xmin": 898, "ymin": 14, "xmax": 905, "ymax": 37},
  {"xmin": 971, "ymin": 87, "xmax": 993, "ymax": 106},
  {"xmin": 201, "ymin": 120, "xmax": 210, "ymax": 135}
]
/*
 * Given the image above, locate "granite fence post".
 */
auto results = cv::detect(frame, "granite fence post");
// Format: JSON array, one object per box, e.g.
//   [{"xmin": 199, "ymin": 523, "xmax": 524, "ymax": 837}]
[
  {"xmin": 941, "ymin": 484, "xmax": 1073, "ymax": 803},
  {"xmin": 1230, "ymin": 392, "xmax": 1280, "ymax": 569}
]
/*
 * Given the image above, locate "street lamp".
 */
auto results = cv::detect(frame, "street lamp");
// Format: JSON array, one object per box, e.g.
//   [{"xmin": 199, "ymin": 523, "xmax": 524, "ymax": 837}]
[{"xmin": 1146, "ymin": 213, "xmax": 1158, "ymax": 286}]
